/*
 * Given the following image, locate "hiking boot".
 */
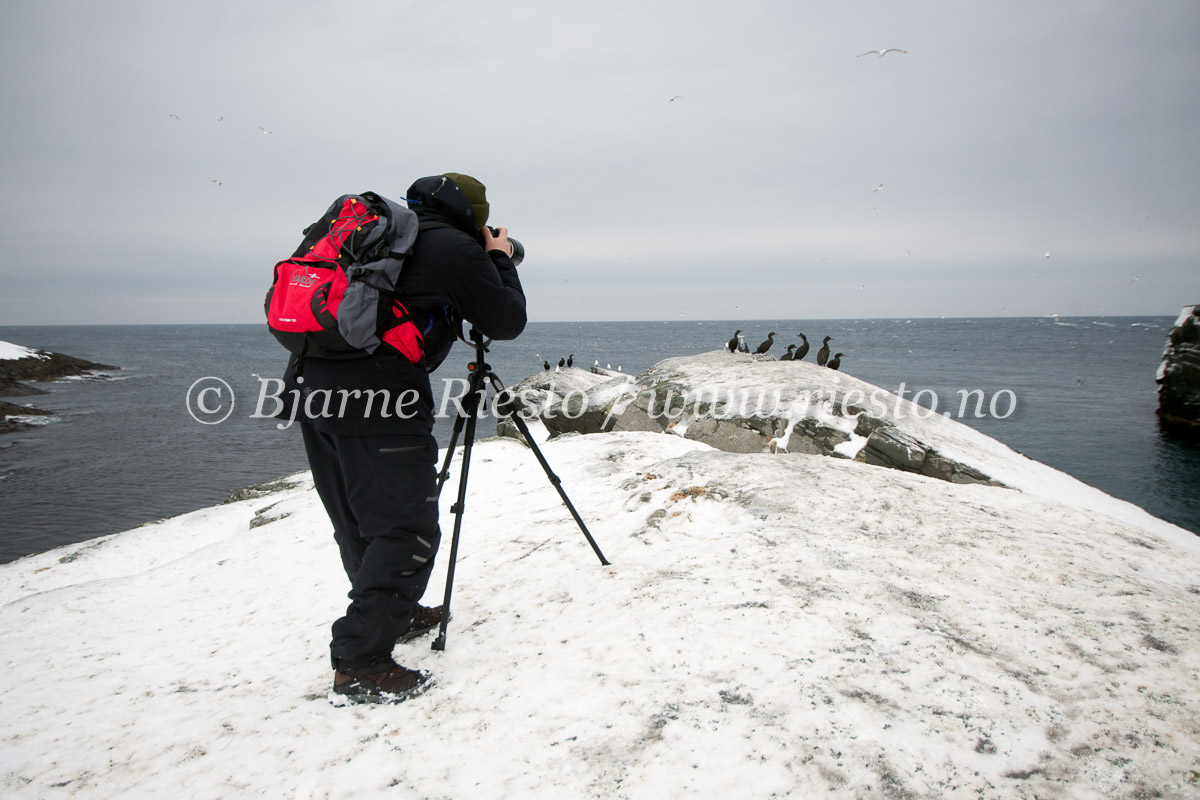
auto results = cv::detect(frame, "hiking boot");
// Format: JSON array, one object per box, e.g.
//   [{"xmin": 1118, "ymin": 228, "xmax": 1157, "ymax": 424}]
[
  {"xmin": 332, "ymin": 664, "xmax": 432, "ymax": 705},
  {"xmin": 397, "ymin": 604, "xmax": 446, "ymax": 643}
]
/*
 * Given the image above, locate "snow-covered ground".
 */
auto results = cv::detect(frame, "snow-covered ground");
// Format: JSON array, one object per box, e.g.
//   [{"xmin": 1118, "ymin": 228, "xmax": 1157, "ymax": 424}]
[
  {"xmin": 2, "ymin": 425, "xmax": 1198, "ymax": 798},
  {"xmin": 618, "ymin": 351, "xmax": 1198, "ymax": 555}
]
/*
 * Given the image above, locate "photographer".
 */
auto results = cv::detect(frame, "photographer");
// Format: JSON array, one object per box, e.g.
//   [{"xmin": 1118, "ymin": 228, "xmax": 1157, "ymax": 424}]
[{"xmin": 285, "ymin": 173, "xmax": 526, "ymax": 704}]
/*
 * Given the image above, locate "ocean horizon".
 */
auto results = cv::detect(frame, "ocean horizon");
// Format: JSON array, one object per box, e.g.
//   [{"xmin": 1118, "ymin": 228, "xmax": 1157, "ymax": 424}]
[{"xmin": 2, "ymin": 315, "xmax": 1197, "ymax": 563}]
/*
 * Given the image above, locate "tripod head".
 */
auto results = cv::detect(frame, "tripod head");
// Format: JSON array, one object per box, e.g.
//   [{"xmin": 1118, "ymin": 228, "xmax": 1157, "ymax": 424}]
[
  {"xmin": 459, "ymin": 328, "xmax": 523, "ymax": 419},
  {"xmin": 460, "ymin": 325, "xmax": 492, "ymax": 354}
]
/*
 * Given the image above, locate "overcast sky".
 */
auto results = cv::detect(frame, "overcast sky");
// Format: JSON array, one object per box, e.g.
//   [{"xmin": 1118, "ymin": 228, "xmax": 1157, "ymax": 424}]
[{"xmin": 1, "ymin": 0, "xmax": 1197, "ymax": 325}]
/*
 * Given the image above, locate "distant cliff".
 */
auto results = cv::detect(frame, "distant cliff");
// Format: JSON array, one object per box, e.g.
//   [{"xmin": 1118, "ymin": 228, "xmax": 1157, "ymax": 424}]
[{"xmin": 1157, "ymin": 305, "xmax": 1200, "ymax": 436}]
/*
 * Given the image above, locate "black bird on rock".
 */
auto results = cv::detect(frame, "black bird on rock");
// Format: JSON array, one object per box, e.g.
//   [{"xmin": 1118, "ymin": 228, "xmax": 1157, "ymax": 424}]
[
  {"xmin": 779, "ymin": 344, "xmax": 796, "ymax": 361},
  {"xmin": 816, "ymin": 336, "xmax": 832, "ymax": 366},
  {"xmin": 827, "ymin": 352, "xmax": 844, "ymax": 371},
  {"xmin": 794, "ymin": 333, "xmax": 809, "ymax": 361},
  {"xmin": 726, "ymin": 330, "xmax": 742, "ymax": 353},
  {"xmin": 558, "ymin": 358, "xmax": 565, "ymax": 368},
  {"xmin": 739, "ymin": 339, "xmax": 749, "ymax": 353},
  {"xmin": 543, "ymin": 360, "xmax": 551, "ymax": 371},
  {"xmin": 754, "ymin": 332, "xmax": 776, "ymax": 355},
  {"xmin": 567, "ymin": 354, "xmax": 574, "ymax": 367}
]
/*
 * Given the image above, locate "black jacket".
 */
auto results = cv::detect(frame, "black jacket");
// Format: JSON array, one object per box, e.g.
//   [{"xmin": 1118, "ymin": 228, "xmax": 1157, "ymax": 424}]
[{"xmin": 282, "ymin": 176, "xmax": 526, "ymax": 435}]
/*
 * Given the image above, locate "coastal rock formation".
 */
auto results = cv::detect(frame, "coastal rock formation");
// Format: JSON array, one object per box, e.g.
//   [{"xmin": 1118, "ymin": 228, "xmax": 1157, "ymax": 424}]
[
  {"xmin": 497, "ymin": 365, "xmax": 633, "ymax": 442},
  {"xmin": 0, "ymin": 342, "xmax": 118, "ymax": 434},
  {"xmin": 1157, "ymin": 304, "xmax": 1200, "ymax": 435},
  {"xmin": 500, "ymin": 350, "xmax": 999, "ymax": 487},
  {"xmin": 0, "ymin": 400, "xmax": 54, "ymax": 435},
  {"xmin": 853, "ymin": 414, "xmax": 996, "ymax": 484}
]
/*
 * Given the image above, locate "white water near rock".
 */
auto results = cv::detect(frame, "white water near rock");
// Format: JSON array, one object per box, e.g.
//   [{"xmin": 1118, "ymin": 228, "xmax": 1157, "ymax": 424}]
[{"xmin": 2, "ymin": 360, "xmax": 1198, "ymax": 798}]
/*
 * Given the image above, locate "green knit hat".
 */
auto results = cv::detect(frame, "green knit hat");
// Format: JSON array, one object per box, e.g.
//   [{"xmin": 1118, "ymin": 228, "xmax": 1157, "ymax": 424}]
[{"xmin": 442, "ymin": 172, "xmax": 489, "ymax": 229}]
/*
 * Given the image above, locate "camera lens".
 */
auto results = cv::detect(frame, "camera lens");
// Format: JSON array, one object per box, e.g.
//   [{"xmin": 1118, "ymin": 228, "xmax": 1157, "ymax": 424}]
[{"xmin": 488, "ymin": 227, "xmax": 524, "ymax": 267}]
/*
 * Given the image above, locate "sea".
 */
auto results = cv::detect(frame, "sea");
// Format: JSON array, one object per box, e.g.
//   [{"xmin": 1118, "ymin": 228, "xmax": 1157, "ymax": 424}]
[{"xmin": 1, "ymin": 318, "xmax": 1197, "ymax": 564}]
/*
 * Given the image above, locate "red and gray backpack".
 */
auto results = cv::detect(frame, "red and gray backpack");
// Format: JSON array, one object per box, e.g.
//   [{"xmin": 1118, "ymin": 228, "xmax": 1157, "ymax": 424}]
[{"xmin": 265, "ymin": 191, "xmax": 442, "ymax": 364}]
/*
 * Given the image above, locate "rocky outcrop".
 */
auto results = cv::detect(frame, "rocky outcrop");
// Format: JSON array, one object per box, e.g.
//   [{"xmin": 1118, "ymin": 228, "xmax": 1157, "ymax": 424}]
[
  {"xmin": 0, "ymin": 345, "xmax": 118, "ymax": 434},
  {"xmin": 0, "ymin": 349, "xmax": 117, "ymax": 394},
  {"xmin": 223, "ymin": 477, "xmax": 302, "ymax": 504},
  {"xmin": 496, "ymin": 366, "xmax": 635, "ymax": 443},
  {"xmin": 0, "ymin": 400, "xmax": 54, "ymax": 435},
  {"xmin": 854, "ymin": 415, "xmax": 996, "ymax": 485},
  {"xmin": 1157, "ymin": 305, "xmax": 1200, "ymax": 436},
  {"xmin": 499, "ymin": 350, "xmax": 1002, "ymax": 487}
]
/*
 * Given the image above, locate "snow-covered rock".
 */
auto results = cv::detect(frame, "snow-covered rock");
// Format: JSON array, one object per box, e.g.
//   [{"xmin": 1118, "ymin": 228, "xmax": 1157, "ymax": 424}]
[
  {"xmin": 502, "ymin": 351, "xmax": 1188, "ymax": 548},
  {"xmin": 511, "ymin": 351, "xmax": 997, "ymax": 481},
  {"xmin": 0, "ymin": 340, "xmax": 116, "ymax": 390},
  {"xmin": 498, "ymin": 365, "xmax": 636, "ymax": 440},
  {"xmin": 0, "ymin": 340, "xmax": 117, "ymax": 434}
]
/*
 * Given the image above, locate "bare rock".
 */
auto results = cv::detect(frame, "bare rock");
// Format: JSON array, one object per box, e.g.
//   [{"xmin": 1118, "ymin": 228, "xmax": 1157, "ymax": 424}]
[
  {"xmin": 1157, "ymin": 305, "xmax": 1200, "ymax": 436},
  {"xmin": 1, "ymin": 344, "xmax": 119, "ymax": 435}
]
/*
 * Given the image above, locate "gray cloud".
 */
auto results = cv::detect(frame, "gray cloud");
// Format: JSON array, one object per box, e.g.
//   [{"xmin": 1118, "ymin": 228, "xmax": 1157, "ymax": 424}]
[{"xmin": 1, "ymin": 0, "xmax": 1197, "ymax": 324}]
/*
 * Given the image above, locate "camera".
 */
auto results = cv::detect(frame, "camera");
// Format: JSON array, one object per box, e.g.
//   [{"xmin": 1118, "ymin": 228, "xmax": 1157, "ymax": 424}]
[{"xmin": 488, "ymin": 227, "xmax": 525, "ymax": 267}]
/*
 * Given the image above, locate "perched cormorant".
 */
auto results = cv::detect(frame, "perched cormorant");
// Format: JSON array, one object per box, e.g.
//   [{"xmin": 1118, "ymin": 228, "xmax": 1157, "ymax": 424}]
[
  {"xmin": 543, "ymin": 360, "xmax": 551, "ymax": 371},
  {"xmin": 567, "ymin": 354, "xmax": 574, "ymax": 367},
  {"xmin": 827, "ymin": 352, "xmax": 844, "ymax": 371},
  {"xmin": 738, "ymin": 339, "xmax": 749, "ymax": 353},
  {"xmin": 726, "ymin": 330, "xmax": 741, "ymax": 353},
  {"xmin": 794, "ymin": 333, "xmax": 810, "ymax": 361},
  {"xmin": 816, "ymin": 336, "xmax": 832, "ymax": 367},
  {"xmin": 779, "ymin": 344, "xmax": 796, "ymax": 361},
  {"xmin": 754, "ymin": 332, "xmax": 776, "ymax": 354},
  {"xmin": 558, "ymin": 358, "xmax": 565, "ymax": 368}
]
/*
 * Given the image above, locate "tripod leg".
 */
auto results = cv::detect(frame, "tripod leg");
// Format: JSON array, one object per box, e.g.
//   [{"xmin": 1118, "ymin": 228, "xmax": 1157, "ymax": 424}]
[
  {"xmin": 431, "ymin": 376, "xmax": 486, "ymax": 651},
  {"xmin": 496, "ymin": 381, "xmax": 611, "ymax": 566},
  {"xmin": 435, "ymin": 408, "xmax": 468, "ymax": 496}
]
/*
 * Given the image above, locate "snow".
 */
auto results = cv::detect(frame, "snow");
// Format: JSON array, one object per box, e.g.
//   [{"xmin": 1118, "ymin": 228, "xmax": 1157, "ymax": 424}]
[
  {"xmin": 3, "ymin": 417, "xmax": 1200, "ymax": 797},
  {"xmin": 585, "ymin": 374, "xmax": 637, "ymax": 407},
  {"xmin": 0, "ymin": 340, "xmax": 46, "ymax": 361}
]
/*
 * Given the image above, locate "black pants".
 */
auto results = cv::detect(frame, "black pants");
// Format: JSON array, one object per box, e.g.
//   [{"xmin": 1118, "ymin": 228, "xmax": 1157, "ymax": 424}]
[{"xmin": 300, "ymin": 423, "xmax": 441, "ymax": 669}]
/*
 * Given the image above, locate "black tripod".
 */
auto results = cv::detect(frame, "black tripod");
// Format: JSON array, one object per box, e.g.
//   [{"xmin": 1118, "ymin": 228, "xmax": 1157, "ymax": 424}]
[{"xmin": 430, "ymin": 330, "xmax": 609, "ymax": 651}]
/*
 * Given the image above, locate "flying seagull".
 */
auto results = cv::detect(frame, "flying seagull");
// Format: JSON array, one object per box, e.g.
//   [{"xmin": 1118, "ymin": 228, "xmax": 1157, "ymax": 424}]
[
  {"xmin": 168, "ymin": 114, "xmax": 179, "ymax": 119},
  {"xmin": 668, "ymin": 95, "xmax": 682, "ymax": 103},
  {"xmin": 873, "ymin": 183, "xmax": 883, "ymax": 192},
  {"xmin": 210, "ymin": 180, "xmax": 222, "ymax": 186},
  {"xmin": 259, "ymin": 126, "xmax": 273, "ymax": 135},
  {"xmin": 858, "ymin": 49, "xmax": 907, "ymax": 58}
]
